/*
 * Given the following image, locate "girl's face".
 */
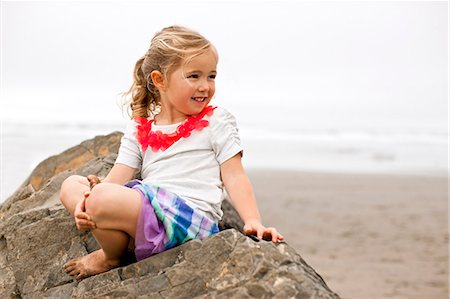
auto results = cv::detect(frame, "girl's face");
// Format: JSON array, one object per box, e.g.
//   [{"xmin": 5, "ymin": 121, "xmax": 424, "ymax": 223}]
[{"xmin": 160, "ymin": 49, "xmax": 217, "ymax": 121}]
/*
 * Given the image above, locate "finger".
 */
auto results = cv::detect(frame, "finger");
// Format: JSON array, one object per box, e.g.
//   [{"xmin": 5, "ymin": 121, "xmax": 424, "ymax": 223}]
[
  {"xmin": 74, "ymin": 202, "xmax": 82, "ymax": 215},
  {"xmin": 266, "ymin": 228, "xmax": 278, "ymax": 243},
  {"xmin": 75, "ymin": 212, "xmax": 86, "ymax": 220},
  {"xmin": 272, "ymin": 230, "xmax": 284, "ymax": 243},
  {"xmin": 243, "ymin": 224, "xmax": 256, "ymax": 235},
  {"xmin": 79, "ymin": 197, "xmax": 86, "ymax": 212},
  {"xmin": 273, "ymin": 232, "xmax": 279, "ymax": 243},
  {"xmin": 76, "ymin": 212, "xmax": 91, "ymax": 221},
  {"xmin": 261, "ymin": 230, "xmax": 274, "ymax": 242},
  {"xmin": 78, "ymin": 219, "xmax": 96, "ymax": 227},
  {"xmin": 78, "ymin": 219, "xmax": 96, "ymax": 229},
  {"xmin": 257, "ymin": 227, "xmax": 265, "ymax": 240},
  {"xmin": 83, "ymin": 212, "xmax": 92, "ymax": 221}
]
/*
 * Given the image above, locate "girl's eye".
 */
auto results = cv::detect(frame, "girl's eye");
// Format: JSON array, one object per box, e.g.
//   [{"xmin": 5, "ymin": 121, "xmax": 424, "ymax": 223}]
[
  {"xmin": 209, "ymin": 74, "xmax": 216, "ymax": 80},
  {"xmin": 188, "ymin": 74, "xmax": 199, "ymax": 79}
]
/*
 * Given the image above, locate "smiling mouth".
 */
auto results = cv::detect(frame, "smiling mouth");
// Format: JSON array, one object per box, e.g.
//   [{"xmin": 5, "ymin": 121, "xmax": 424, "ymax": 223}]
[{"xmin": 191, "ymin": 97, "xmax": 207, "ymax": 102}]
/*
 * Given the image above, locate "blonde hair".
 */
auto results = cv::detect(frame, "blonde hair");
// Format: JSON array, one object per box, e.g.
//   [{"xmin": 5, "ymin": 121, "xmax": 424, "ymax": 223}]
[{"xmin": 123, "ymin": 26, "xmax": 217, "ymax": 118}]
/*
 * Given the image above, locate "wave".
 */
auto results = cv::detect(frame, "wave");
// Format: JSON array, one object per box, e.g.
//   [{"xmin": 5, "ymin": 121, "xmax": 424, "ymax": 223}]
[
  {"xmin": 3, "ymin": 121, "xmax": 447, "ymax": 143},
  {"xmin": 1, "ymin": 121, "xmax": 447, "ymax": 202}
]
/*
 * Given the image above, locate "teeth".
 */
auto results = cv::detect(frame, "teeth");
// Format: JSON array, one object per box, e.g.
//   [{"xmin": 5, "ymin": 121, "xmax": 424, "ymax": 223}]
[{"xmin": 191, "ymin": 97, "xmax": 206, "ymax": 102}]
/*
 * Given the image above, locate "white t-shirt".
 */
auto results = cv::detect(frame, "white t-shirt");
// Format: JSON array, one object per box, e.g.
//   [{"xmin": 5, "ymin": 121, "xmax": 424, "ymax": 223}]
[{"xmin": 115, "ymin": 107, "xmax": 243, "ymax": 221}]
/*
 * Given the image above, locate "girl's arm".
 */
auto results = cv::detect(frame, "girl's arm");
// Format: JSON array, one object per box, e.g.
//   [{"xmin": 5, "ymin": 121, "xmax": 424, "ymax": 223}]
[
  {"xmin": 220, "ymin": 154, "xmax": 284, "ymax": 243},
  {"xmin": 83, "ymin": 163, "xmax": 136, "ymax": 195},
  {"xmin": 102, "ymin": 163, "xmax": 137, "ymax": 185}
]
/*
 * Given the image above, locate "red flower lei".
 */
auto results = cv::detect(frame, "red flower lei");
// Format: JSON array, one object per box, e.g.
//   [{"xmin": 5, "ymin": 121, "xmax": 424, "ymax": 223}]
[{"xmin": 135, "ymin": 106, "xmax": 217, "ymax": 152}]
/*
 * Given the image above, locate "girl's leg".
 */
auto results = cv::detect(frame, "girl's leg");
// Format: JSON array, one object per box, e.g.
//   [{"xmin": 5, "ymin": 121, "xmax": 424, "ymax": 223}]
[
  {"xmin": 64, "ymin": 228, "xmax": 130, "ymax": 280},
  {"xmin": 60, "ymin": 177, "xmax": 142, "ymax": 279},
  {"xmin": 60, "ymin": 176, "xmax": 141, "ymax": 238},
  {"xmin": 84, "ymin": 182, "xmax": 142, "ymax": 238},
  {"xmin": 60, "ymin": 175, "xmax": 90, "ymax": 214}
]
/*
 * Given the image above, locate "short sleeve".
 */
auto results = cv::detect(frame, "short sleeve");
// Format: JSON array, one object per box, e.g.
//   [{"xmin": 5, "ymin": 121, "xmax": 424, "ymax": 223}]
[
  {"xmin": 210, "ymin": 107, "xmax": 243, "ymax": 164},
  {"xmin": 115, "ymin": 119, "xmax": 142, "ymax": 170}
]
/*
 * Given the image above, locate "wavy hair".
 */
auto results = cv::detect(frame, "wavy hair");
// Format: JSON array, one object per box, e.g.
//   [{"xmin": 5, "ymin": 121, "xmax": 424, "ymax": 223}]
[{"xmin": 123, "ymin": 26, "xmax": 217, "ymax": 118}]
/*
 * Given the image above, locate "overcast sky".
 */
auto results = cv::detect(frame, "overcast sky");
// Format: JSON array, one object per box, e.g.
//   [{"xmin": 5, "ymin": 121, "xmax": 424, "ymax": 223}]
[{"xmin": 1, "ymin": 1, "xmax": 448, "ymax": 130}]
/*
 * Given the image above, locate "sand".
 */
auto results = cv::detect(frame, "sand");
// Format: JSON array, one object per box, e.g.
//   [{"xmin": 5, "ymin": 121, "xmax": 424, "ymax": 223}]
[{"xmin": 247, "ymin": 169, "xmax": 448, "ymax": 299}]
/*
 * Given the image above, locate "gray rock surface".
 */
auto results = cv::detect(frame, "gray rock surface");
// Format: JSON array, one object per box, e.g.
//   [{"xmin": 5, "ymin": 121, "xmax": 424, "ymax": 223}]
[{"xmin": 0, "ymin": 132, "xmax": 340, "ymax": 298}]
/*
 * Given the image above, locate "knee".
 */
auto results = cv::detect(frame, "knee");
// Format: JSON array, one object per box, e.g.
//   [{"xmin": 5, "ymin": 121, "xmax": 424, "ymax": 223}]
[
  {"xmin": 85, "ymin": 183, "xmax": 112, "ymax": 218},
  {"xmin": 60, "ymin": 175, "xmax": 85, "ymax": 204}
]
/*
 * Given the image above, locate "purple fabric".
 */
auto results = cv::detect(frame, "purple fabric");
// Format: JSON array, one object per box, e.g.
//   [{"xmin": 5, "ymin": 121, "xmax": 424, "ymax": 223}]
[
  {"xmin": 130, "ymin": 185, "xmax": 166, "ymax": 261},
  {"xmin": 125, "ymin": 180, "xmax": 219, "ymax": 261}
]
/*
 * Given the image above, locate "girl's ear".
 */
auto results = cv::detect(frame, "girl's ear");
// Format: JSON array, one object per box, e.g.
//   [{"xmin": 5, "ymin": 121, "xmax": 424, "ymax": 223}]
[{"xmin": 150, "ymin": 70, "xmax": 167, "ymax": 91}]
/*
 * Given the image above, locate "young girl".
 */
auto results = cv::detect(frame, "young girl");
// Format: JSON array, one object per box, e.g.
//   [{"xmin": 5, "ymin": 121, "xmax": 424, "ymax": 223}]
[{"xmin": 60, "ymin": 25, "xmax": 284, "ymax": 280}]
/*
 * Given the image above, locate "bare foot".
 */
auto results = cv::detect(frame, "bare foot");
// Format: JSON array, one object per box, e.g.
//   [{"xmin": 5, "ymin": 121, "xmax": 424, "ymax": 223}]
[{"xmin": 64, "ymin": 249, "xmax": 120, "ymax": 280}]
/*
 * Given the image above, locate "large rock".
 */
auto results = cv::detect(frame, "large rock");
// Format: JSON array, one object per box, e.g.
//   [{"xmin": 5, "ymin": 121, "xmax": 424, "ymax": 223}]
[{"xmin": 0, "ymin": 132, "xmax": 340, "ymax": 298}]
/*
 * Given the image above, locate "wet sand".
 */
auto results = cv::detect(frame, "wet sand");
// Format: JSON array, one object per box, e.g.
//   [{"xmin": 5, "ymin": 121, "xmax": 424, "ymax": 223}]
[{"xmin": 248, "ymin": 170, "xmax": 448, "ymax": 299}]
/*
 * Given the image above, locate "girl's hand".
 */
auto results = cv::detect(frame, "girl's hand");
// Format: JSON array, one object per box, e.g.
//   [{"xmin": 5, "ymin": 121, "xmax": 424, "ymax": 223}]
[
  {"xmin": 74, "ymin": 174, "xmax": 100, "ymax": 231},
  {"xmin": 243, "ymin": 219, "xmax": 284, "ymax": 243},
  {"xmin": 87, "ymin": 174, "xmax": 102, "ymax": 189},
  {"xmin": 74, "ymin": 191, "xmax": 97, "ymax": 231}
]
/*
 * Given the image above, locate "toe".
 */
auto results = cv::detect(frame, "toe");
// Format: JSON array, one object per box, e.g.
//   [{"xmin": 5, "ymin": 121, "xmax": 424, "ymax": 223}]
[
  {"xmin": 64, "ymin": 263, "xmax": 76, "ymax": 272},
  {"xmin": 76, "ymin": 272, "xmax": 87, "ymax": 281},
  {"xmin": 64, "ymin": 259, "xmax": 78, "ymax": 269},
  {"xmin": 68, "ymin": 269, "xmax": 81, "ymax": 277}
]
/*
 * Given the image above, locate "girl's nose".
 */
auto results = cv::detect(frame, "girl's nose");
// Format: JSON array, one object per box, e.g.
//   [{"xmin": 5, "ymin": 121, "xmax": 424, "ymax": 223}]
[{"xmin": 198, "ymin": 79, "xmax": 210, "ymax": 92}]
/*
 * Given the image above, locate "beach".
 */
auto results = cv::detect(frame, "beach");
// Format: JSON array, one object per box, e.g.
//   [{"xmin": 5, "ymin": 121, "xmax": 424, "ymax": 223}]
[
  {"xmin": 2, "ymin": 1, "xmax": 447, "ymax": 297},
  {"xmin": 248, "ymin": 169, "xmax": 448, "ymax": 299},
  {"xmin": 1, "ymin": 125, "xmax": 448, "ymax": 298}
]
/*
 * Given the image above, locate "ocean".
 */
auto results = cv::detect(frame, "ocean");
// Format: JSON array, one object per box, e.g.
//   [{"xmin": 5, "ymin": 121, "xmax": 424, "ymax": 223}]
[{"xmin": 1, "ymin": 120, "xmax": 447, "ymax": 202}]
